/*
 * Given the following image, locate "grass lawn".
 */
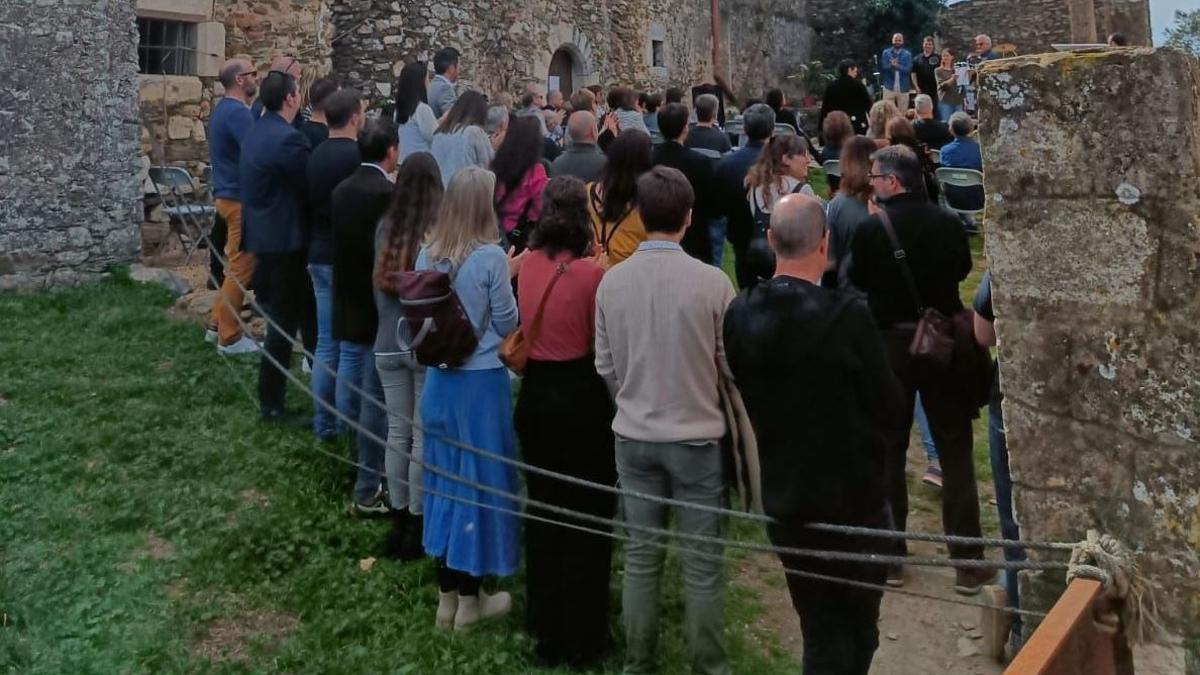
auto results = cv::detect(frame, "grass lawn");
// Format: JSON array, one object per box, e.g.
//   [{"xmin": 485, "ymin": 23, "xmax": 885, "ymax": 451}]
[{"xmin": 0, "ymin": 273, "xmax": 796, "ymax": 673}]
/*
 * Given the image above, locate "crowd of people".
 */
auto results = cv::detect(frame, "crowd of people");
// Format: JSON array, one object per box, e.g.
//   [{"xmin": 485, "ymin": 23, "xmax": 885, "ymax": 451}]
[{"xmin": 200, "ymin": 37, "xmax": 1019, "ymax": 674}]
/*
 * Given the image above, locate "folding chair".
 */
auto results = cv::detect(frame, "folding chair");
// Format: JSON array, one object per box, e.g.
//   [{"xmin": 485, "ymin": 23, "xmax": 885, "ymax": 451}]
[
  {"xmin": 935, "ymin": 167, "xmax": 986, "ymax": 218},
  {"xmin": 648, "ymin": 129, "xmax": 666, "ymax": 145},
  {"xmin": 724, "ymin": 116, "xmax": 744, "ymax": 147},
  {"xmin": 693, "ymin": 148, "xmax": 723, "ymax": 160},
  {"xmin": 773, "ymin": 123, "xmax": 796, "ymax": 137},
  {"xmin": 147, "ymin": 166, "xmax": 216, "ymax": 263},
  {"xmin": 822, "ymin": 160, "xmax": 841, "ymax": 178},
  {"xmin": 930, "ymin": 149, "xmax": 942, "ymax": 165}
]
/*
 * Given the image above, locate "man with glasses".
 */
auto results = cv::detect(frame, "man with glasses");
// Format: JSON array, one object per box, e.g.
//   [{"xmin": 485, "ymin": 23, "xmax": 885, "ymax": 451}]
[
  {"xmin": 850, "ymin": 146, "xmax": 993, "ymax": 596},
  {"xmin": 206, "ymin": 58, "xmax": 260, "ymax": 355},
  {"xmin": 724, "ymin": 193, "xmax": 901, "ymax": 675}
]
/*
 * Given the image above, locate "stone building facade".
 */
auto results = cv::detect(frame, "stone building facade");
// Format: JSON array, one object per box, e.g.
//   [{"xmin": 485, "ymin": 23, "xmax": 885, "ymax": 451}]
[
  {"xmin": 977, "ymin": 48, "xmax": 1198, "ymax": 655},
  {"xmin": 329, "ymin": 0, "xmax": 812, "ymax": 110},
  {"xmin": 939, "ymin": 0, "xmax": 1152, "ymax": 57},
  {"xmin": 0, "ymin": 0, "xmax": 143, "ymax": 290}
]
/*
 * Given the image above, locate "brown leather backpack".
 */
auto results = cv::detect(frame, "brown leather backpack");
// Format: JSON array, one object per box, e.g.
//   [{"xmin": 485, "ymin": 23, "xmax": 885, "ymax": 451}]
[{"xmin": 384, "ymin": 259, "xmax": 486, "ymax": 370}]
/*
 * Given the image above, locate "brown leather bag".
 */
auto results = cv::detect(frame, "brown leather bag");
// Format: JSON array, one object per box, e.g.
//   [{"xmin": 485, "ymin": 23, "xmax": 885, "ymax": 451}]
[
  {"xmin": 499, "ymin": 262, "xmax": 568, "ymax": 375},
  {"xmin": 877, "ymin": 208, "xmax": 956, "ymax": 369},
  {"xmin": 383, "ymin": 254, "xmax": 487, "ymax": 370}
]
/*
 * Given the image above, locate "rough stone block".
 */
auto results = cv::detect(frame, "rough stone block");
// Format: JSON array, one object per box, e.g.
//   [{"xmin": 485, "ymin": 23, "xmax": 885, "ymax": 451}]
[{"xmin": 978, "ymin": 48, "xmax": 1200, "ymax": 638}]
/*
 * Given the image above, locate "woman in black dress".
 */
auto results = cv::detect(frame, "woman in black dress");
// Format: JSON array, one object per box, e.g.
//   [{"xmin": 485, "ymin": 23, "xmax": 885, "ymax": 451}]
[{"xmin": 819, "ymin": 58, "xmax": 873, "ymax": 137}]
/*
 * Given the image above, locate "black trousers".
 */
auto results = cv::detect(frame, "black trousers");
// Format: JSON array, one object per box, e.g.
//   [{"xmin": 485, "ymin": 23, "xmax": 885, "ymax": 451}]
[
  {"xmin": 207, "ymin": 211, "xmax": 227, "ymax": 289},
  {"xmin": 881, "ymin": 329, "xmax": 983, "ymax": 560},
  {"xmin": 255, "ymin": 251, "xmax": 317, "ymax": 415},
  {"xmin": 768, "ymin": 517, "xmax": 885, "ymax": 675},
  {"xmin": 514, "ymin": 356, "xmax": 616, "ymax": 668}
]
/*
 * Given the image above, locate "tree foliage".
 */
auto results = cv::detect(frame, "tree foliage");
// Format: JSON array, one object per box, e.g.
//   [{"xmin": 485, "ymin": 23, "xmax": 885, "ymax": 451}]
[
  {"xmin": 1164, "ymin": 9, "xmax": 1200, "ymax": 57},
  {"xmin": 865, "ymin": 0, "xmax": 947, "ymax": 58}
]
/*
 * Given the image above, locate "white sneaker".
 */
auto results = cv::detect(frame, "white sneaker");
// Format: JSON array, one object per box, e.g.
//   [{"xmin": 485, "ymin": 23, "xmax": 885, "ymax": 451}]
[
  {"xmin": 217, "ymin": 335, "xmax": 259, "ymax": 355},
  {"xmin": 453, "ymin": 589, "xmax": 512, "ymax": 631},
  {"xmin": 204, "ymin": 328, "xmax": 218, "ymax": 344},
  {"xmin": 302, "ymin": 358, "xmax": 312, "ymax": 374}
]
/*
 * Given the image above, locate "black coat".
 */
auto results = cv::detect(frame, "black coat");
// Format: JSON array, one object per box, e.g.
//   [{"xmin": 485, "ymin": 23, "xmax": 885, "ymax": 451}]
[
  {"xmin": 331, "ymin": 165, "xmax": 393, "ymax": 344},
  {"xmin": 724, "ymin": 276, "xmax": 901, "ymax": 525},
  {"xmin": 652, "ymin": 141, "xmax": 714, "ymax": 262},
  {"xmin": 819, "ymin": 75, "xmax": 873, "ymax": 137},
  {"xmin": 849, "ymin": 191, "xmax": 972, "ymax": 329}
]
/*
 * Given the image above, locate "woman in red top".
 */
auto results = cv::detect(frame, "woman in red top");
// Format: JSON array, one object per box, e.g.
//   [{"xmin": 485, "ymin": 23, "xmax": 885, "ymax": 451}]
[
  {"xmin": 513, "ymin": 176, "xmax": 614, "ymax": 668},
  {"xmin": 492, "ymin": 116, "xmax": 548, "ymax": 251}
]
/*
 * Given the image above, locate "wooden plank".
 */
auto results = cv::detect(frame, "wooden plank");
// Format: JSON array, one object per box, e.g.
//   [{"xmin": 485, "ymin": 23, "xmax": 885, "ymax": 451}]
[{"xmin": 1005, "ymin": 578, "xmax": 1111, "ymax": 675}]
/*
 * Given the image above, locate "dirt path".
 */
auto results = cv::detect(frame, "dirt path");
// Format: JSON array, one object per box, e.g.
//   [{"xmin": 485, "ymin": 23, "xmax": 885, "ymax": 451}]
[{"xmin": 736, "ymin": 444, "xmax": 1006, "ymax": 675}]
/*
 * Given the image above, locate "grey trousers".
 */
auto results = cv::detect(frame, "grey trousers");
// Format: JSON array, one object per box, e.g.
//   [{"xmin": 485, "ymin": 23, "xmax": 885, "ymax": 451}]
[
  {"xmin": 376, "ymin": 352, "xmax": 426, "ymax": 514},
  {"xmin": 616, "ymin": 437, "xmax": 730, "ymax": 675}
]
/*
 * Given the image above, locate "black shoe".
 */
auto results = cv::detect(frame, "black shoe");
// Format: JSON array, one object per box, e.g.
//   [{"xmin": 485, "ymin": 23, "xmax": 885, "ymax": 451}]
[
  {"xmin": 398, "ymin": 512, "xmax": 424, "ymax": 562},
  {"xmin": 955, "ymin": 566, "xmax": 997, "ymax": 596},
  {"xmin": 259, "ymin": 409, "xmax": 311, "ymax": 429},
  {"xmin": 382, "ymin": 509, "xmax": 409, "ymax": 560}
]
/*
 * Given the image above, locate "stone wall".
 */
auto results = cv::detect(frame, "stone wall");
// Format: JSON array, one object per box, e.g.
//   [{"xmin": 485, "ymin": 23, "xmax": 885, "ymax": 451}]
[
  {"xmin": 329, "ymin": 0, "xmax": 812, "ymax": 108},
  {"xmin": 0, "ymin": 0, "xmax": 142, "ymax": 290},
  {"xmin": 939, "ymin": 0, "xmax": 1152, "ymax": 58},
  {"xmin": 976, "ymin": 48, "xmax": 1199, "ymax": 644}
]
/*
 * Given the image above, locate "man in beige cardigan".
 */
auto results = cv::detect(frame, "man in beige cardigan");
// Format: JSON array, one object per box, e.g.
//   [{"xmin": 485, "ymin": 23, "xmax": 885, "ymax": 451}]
[{"xmin": 595, "ymin": 166, "xmax": 737, "ymax": 675}]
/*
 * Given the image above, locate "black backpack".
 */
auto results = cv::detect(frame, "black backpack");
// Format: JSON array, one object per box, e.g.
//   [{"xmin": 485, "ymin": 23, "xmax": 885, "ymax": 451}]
[{"xmin": 745, "ymin": 183, "xmax": 810, "ymax": 283}]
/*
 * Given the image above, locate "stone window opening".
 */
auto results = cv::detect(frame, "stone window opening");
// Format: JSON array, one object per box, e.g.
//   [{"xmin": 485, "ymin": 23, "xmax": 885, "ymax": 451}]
[
  {"xmin": 651, "ymin": 39, "xmax": 665, "ymax": 68},
  {"xmin": 138, "ymin": 17, "xmax": 197, "ymax": 76}
]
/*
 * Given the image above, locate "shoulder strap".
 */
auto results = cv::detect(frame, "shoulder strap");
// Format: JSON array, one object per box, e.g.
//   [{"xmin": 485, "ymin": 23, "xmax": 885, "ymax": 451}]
[
  {"xmin": 876, "ymin": 207, "xmax": 925, "ymax": 314},
  {"xmin": 591, "ymin": 183, "xmax": 634, "ymax": 252},
  {"xmin": 523, "ymin": 262, "xmax": 569, "ymax": 346}
]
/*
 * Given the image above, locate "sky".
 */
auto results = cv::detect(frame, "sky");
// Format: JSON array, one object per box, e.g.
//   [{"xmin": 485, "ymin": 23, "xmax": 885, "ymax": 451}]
[{"xmin": 943, "ymin": 0, "xmax": 1190, "ymax": 46}]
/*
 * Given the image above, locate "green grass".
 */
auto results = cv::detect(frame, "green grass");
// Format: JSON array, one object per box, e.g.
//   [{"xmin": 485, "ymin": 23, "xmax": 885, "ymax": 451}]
[{"xmin": 0, "ymin": 272, "xmax": 795, "ymax": 673}]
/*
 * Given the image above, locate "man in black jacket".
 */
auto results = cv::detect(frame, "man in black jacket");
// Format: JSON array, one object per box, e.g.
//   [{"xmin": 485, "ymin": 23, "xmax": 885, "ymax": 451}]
[
  {"xmin": 725, "ymin": 194, "xmax": 901, "ymax": 675},
  {"xmin": 652, "ymin": 103, "xmax": 713, "ymax": 263},
  {"xmin": 330, "ymin": 118, "xmax": 398, "ymax": 516},
  {"xmin": 849, "ymin": 145, "xmax": 993, "ymax": 594},
  {"xmin": 714, "ymin": 103, "xmax": 775, "ymax": 287}
]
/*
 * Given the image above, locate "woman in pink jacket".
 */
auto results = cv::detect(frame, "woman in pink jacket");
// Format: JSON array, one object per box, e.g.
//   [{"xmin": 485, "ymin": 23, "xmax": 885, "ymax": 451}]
[{"xmin": 491, "ymin": 116, "xmax": 548, "ymax": 251}]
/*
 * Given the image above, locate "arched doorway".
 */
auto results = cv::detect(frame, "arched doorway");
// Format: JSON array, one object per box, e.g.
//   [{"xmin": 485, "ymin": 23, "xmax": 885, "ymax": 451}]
[{"xmin": 548, "ymin": 47, "xmax": 575, "ymax": 96}]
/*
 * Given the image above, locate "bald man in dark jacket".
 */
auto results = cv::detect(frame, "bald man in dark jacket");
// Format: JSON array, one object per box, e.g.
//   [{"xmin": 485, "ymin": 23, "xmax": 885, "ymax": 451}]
[{"xmin": 725, "ymin": 194, "xmax": 901, "ymax": 675}]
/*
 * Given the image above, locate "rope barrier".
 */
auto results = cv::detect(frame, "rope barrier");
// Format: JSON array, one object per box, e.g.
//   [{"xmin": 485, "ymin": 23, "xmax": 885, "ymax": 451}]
[
  {"xmin": 178, "ymin": 204, "xmax": 1070, "ymax": 554},
  {"xmin": 207, "ymin": 321, "xmax": 1051, "ymax": 620}
]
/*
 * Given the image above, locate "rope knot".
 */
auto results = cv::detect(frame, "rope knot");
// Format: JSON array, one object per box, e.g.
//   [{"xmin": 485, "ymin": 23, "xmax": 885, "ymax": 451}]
[{"xmin": 1066, "ymin": 529, "xmax": 1163, "ymax": 644}]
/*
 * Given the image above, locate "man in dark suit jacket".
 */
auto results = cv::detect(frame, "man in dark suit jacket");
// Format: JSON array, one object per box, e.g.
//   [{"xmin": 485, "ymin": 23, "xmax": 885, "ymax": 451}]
[
  {"xmin": 330, "ymin": 118, "xmax": 399, "ymax": 513},
  {"xmin": 714, "ymin": 103, "xmax": 775, "ymax": 288},
  {"xmin": 239, "ymin": 70, "xmax": 315, "ymax": 423},
  {"xmin": 652, "ymin": 103, "xmax": 713, "ymax": 263}
]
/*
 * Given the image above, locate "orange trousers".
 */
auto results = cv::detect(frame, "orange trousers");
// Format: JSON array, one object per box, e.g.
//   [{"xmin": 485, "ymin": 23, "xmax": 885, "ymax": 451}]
[{"xmin": 210, "ymin": 199, "xmax": 256, "ymax": 346}]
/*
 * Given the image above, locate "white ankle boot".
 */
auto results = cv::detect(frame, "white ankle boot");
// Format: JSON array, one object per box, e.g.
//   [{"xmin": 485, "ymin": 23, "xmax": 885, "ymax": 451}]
[
  {"xmin": 435, "ymin": 591, "xmax": 459, "ymax": 630},
  {"xmin": 453, "ymin": 589, "xmax": 512, "ymax": 631}
]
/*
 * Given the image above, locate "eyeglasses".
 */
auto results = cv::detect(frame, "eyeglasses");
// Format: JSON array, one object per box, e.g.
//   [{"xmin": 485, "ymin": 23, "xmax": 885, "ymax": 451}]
[{"xmin": 868, "ymin": 173, "xmax": 894, "ymax": 180}]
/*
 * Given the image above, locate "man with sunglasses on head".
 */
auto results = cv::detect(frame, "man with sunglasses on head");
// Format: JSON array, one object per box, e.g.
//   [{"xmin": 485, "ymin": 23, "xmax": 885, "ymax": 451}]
[
  {"xmin": 251, "ymin": 55, "xmax": 305, "ymax": 129},
  {"xmin": 849, "ymin": 145, "xmax": 991, "ymax": 596},
  {"xmin": 206, "ymin": 58, "xmax": 260, "ymax": 355},
  {"xmin": 240, "ymin": 69, "xmax": 317, "ymax": 425}
]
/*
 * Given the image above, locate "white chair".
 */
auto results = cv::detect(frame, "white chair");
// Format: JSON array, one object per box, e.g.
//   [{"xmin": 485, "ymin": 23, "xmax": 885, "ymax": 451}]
[
  {"xmin": 822, "ymin": 160, "xmax": 841, "ymax": 178},
  {"xmin": 935, "ymin": 167, "xmax": 986, "ymax": 217},
  {"xmin": 930, "ymin": 149, "xmax": 942, "ymax": 165}
]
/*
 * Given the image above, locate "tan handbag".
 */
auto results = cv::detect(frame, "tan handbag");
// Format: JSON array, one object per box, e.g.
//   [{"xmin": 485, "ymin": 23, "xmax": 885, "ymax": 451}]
[{"xmin": 499, "ymin": 262, "xmax": 568, "ymax": 375}]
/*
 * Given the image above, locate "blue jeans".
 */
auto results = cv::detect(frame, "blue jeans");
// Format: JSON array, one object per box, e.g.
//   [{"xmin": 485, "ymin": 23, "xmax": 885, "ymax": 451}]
[
  {"xmin": 708, "ymin": 217, "xmax": 727, "ymax": 267},
  {"xmin": 937, "ymin": 102, "xmax": 961, "ymax": 122},
  {"xmin": 336, "ymin": 341, "xmax": 367, "ymax": 434},
  {"xmin": 989, "ymin": 392, "xmax": 1023, "ymax": 640},
  {"xmin": 914, "ymin": 394, "xmax": 939, "ymax": 463},
  {"xmin": 308, "ymin": 264, "xmax": 342, "ymax": 438},
  {"xmin": 352, "ymin": 348, "xmax": 387, "ymax": 503}
]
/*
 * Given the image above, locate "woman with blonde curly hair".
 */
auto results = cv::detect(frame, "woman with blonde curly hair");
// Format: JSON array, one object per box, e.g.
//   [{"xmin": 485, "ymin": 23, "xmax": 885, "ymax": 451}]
[{"xmin": 867, "ymin": 99, "xmax": 900, "ymax": 148}]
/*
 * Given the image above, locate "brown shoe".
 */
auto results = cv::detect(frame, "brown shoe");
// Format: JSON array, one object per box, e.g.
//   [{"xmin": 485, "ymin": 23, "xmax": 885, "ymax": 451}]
[
  {"xmin": 955, "ymin": 567, "xmax": 997, "ymax": 596},
  {"xmin": 886, "ymin": 564, "xmax": 905, "ymax": 587}
]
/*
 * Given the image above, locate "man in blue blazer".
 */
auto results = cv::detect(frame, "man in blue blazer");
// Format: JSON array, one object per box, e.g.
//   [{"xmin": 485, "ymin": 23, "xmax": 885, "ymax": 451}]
[
  {"xmin": 880, "ymin": 33, "xmax": 914, "ymax": 111},
  {"xmin": 239, "ymin": 70, "xmax": 316, "ymax": 423}
]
